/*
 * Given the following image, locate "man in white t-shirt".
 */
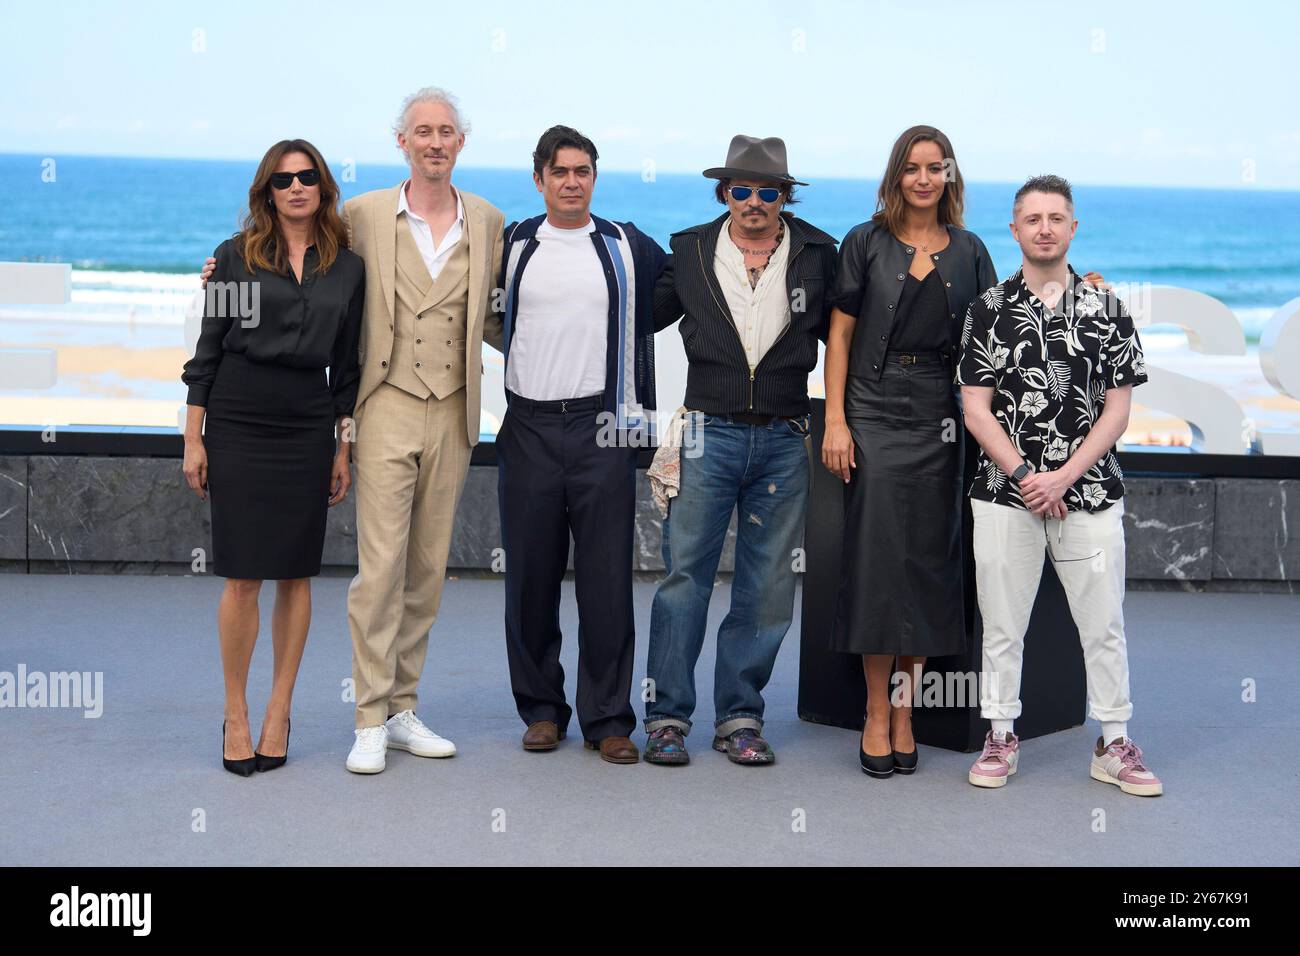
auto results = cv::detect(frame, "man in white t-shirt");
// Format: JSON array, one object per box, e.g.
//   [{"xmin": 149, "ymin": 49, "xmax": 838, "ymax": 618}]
[{"xmin": 496, "ymin": 126, "xmax": 670, "ymax": 763}]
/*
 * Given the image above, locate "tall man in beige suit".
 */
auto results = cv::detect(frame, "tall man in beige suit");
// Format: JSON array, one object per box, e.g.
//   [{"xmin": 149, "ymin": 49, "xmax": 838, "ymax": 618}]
[
  {"xmin": 342, "ymin": 87, "xmax": 503, "ymax": 773},
  {"xmin": 198, "ymin": 88, "xmax": 501, "ymax": 774}
]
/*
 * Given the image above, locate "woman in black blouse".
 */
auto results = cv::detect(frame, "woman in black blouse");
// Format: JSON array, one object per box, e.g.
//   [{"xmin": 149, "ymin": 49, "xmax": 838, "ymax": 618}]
[
  {"xmin": 822, "ymin": 126, "xmax": 993, "ymax": 779},
  {"xmin": 182, "ymin": 139, "xmax": 363, "ymax": 776},
  {"xmin": 823, "ymin": 126, "xmax": 1105, "ymax": 778}
]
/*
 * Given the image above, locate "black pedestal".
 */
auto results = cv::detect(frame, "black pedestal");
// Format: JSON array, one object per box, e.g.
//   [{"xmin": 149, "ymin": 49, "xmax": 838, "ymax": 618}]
[{"xmin": 797, "ymin": 399, "xmax": 1087, "ymax": 752}]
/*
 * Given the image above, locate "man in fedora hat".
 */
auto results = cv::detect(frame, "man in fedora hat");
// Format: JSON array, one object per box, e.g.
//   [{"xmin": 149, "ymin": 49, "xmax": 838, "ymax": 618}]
[{"xmin": 642, "ymin": 134, "xmax": 837, "ymax": 766}]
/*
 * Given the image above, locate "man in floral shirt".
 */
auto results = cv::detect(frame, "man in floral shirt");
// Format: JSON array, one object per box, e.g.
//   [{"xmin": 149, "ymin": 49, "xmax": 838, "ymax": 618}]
[{"xmin": 955, "ymin": 174, "xmax": 1163, "ymax": 797}]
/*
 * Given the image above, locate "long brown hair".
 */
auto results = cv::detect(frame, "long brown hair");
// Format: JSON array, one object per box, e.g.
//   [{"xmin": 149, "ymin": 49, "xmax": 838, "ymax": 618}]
[
  {"xmin": 872, "ymin": 125, "xmax": 966, "ymax": 237},
  {"xmin": 237, "ymin": 139, "xmax": 348, "ymax": 275}
]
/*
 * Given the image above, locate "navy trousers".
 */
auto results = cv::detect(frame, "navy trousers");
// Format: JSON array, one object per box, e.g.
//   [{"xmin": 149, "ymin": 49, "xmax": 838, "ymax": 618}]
[{"xmin": 497, "ymin": 392, "xmax": 638, "ymax": 741}]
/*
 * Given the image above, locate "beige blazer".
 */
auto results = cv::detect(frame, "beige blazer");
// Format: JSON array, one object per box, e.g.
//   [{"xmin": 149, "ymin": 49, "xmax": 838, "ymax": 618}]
[{"xmin": 343, "ymin": 184, "xmax": 504, "ymax": 446}]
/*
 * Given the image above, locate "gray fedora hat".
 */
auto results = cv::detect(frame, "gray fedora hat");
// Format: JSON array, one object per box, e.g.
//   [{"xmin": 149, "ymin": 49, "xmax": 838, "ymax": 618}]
[{"xmin": 703, "ymin": 134, "xmax": 809, "ymax": 186}]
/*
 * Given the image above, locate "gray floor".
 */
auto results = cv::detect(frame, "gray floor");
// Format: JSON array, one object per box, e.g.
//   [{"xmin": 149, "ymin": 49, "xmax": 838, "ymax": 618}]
[{"xmin": 0, "ymin": 574, "xmax": 1296, "ymax": 866}]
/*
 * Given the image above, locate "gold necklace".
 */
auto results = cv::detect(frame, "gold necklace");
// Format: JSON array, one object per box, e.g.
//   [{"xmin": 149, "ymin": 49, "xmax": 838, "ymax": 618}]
[{"xmin": 899, "ymin": 227, "xmax": 945, "ymax": 254}]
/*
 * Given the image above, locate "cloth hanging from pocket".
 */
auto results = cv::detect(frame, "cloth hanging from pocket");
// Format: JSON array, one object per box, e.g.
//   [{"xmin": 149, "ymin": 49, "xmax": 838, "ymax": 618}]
[{"xmin": 647, "ymin": 406, "xmax": 694, "ymax": 517}]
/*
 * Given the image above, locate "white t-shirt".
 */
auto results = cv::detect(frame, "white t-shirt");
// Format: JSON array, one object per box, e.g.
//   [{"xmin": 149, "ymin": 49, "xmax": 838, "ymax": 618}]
[{"xmin": 505, "ymin": 218, "xmax": 610, "ymax": 401}]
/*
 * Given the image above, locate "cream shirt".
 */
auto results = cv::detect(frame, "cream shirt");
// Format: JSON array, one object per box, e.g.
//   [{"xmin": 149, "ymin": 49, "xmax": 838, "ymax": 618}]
[
  {"xmin": 713, "ymin": 217, "xmax": 792, "ymax": 367},
  {"xmin": 396, "ymin": 180, "xmax": 466, "ymax": 282}
]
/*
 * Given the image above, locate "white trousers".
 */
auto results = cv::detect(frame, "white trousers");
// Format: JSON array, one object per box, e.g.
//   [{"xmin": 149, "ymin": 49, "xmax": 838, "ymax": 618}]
[{"xmin": 971, "ymin": 497, "xmax": 1133, "ymax": 724}]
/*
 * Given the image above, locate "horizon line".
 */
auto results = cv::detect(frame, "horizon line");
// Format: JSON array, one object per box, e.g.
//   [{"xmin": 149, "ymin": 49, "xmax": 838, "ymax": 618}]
[{"xmin": 1, "ymin": 150, "xmax": 1296, "ymax": 196}]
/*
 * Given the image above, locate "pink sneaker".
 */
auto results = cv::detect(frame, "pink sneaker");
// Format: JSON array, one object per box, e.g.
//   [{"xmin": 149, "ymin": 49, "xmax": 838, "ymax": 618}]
[
  {"xmin": 968, "ymin": 730, "xmax": 1019, "ymax": 788},
  {"xmin": 1091, "ymin": 736, "xmax": 1163, "ymax": 796}
]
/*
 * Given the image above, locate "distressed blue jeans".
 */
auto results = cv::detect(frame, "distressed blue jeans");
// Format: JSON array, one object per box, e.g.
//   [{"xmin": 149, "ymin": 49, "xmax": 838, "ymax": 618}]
[{"xmin": 644, "ymin": 413, "xmax": 810, "ymax": 738}]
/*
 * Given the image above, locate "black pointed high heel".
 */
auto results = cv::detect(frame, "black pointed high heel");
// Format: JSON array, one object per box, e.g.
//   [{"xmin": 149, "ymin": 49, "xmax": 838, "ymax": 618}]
[
  {"xmin": 254, "ymin": 717, "xmax": 291, "ymax": 773},
  {"xmin": 860, "ymin": 713, "xmax": 894, "ymax": 778},
  {"xmin": 223, "ymin": 721, "xmax": 256, "ymax": 777}
]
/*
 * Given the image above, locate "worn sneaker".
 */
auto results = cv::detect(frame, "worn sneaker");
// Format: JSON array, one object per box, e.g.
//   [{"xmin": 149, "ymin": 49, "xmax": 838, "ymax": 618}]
[
  {"xmin": 385, "ymin": 710, "xmax": 457, "ymax": 758},
  {"xmin": 968, "ymin": 730, "xmax": 1019, "ymax": 788},
  {"xmin": 1091, "ymin": 736, "xmax": 1163, "ymax": 796},
  {"xmin": 346, "ymin": 725, "xmax": 388, "ymax": 774},
  {"xmin": 712, "ymin": 728, "xmax": 775, "ymax": 765},
  {"xmin": 644, "ymin": 726, "xmax": 690, "ymax": 765}
]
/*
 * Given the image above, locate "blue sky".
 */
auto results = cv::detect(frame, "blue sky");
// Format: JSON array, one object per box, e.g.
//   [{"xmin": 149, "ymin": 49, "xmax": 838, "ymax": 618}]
[{"xmin": 2, "ymin": 0, "xmax": 1298, "ymax": 189}]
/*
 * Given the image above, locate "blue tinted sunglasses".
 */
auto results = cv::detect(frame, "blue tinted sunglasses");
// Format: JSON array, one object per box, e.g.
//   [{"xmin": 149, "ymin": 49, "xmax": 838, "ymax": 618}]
[{"xmin": 729, "ymin": 185, "xmax": 781, "ymax": 203}]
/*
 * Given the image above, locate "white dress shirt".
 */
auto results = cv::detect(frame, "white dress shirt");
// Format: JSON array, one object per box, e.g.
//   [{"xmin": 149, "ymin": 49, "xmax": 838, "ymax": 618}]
[
  {"xmin": 397, "ymin": 180, "xmax": 465, "ymax": 282},
  {"xmin": 505, "ymin": 218, "xmax": 609, "ymax": 401},
  {"xmin": 714, "ymin": 217, "xmax": 792, "ymax": 367}
]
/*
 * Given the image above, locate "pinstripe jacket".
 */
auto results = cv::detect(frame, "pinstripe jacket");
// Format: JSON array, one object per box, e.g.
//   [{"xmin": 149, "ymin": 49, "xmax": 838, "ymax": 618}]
[{"xmin": 653, "ymin": 211, "xmax": 837, "ymax": 418}]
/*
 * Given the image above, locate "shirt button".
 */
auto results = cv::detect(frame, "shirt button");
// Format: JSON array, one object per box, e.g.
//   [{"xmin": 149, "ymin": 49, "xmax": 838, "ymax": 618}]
[
  {"xmin": 380, "ymin": 360, "xmax": 388, "ymax": 367},
  {"xmin": 879, "ymin": 335, "xmax": 886, "ymax": 342},
  {"xmin": 389, "ymin": 323, "xmax": 394, "ymax": 330},
  {"xmin": 446, "ymin": 339, "xmax": 452, "ymax": 346},
  {"xmin": 445, "ymin": 363, "xmax": 451, "ymax": 369},
  {"xmin": 905, "ymin": 247, "xmax": 913, "ymax": 254},
  {"xmin": 415, "ymin": 338, "xmax": 422, "ymax": 344},
  {"xmin": 888, "ymin": 304, "xmax": 894, "ymax": 310},
  {"xmin": 897, "ymin": 273, "xmax": 904, "ymax": 280},
  {"xmin": 447, "ymin": 315, "xmax": 453, "ymax": 322},
  {"xmin": 415, "ymin": 362, "xmax": 422, "ymax": 368},
  {"xmin": 933, "ymin": 254, "xmax": 940, "ymax": 261},
  {"xmin": 873, "ymin": 363, "xmax": 879, "ymax": 370}
]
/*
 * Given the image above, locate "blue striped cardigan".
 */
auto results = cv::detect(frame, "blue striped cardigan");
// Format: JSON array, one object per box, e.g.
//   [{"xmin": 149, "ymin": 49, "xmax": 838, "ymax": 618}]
[{"xmin": 499, "ymin": 214, "xmax": 667, "ymax": 438}]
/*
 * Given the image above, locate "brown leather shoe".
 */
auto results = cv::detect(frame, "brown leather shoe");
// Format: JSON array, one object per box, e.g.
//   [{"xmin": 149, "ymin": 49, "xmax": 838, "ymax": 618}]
[
  {"xmin": 522, "ymin": 720, "xmax": 565, "ymax": 751},
  {"xmin": 584, "ymin": 735, "xmax": 639, "ymax": 764}
]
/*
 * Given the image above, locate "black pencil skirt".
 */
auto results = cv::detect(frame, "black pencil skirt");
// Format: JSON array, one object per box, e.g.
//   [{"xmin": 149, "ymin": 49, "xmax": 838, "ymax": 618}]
[
  {"xmin": 203, "ymin": 351, "xmax": 335, "ymax": 580},
  {"xmin": 829, "ymin": 355, "xmax": 967, "ymax": 657}
]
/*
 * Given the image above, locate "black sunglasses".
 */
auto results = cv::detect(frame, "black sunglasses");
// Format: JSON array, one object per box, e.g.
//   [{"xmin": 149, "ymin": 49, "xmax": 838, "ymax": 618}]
[
  {"xmin": 729, "ymin": 185, "xmax": 781, "ymax": 203},
  {"xmin": 270, "ymin": 168, "xmax": 320, "ymax": 189}
]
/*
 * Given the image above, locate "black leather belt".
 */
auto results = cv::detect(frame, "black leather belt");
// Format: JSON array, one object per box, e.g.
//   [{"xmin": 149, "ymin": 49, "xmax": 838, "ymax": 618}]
[
  {"xmin": 885, "ymin": 349, "xmax": 951, "ymax": 366},
  {"xmin": 507, "ymin": 391, "xmax": 604, "ymax": 414},
  {"xmin": 702, "ymin": 410, "xmax": 787, "ymax": 426}
]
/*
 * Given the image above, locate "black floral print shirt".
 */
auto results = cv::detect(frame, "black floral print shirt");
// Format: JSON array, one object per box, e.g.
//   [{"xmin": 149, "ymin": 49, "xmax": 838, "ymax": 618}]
[{"xmin": 955, "ymin": 266, "xmax": 1148, "ymax": 512}]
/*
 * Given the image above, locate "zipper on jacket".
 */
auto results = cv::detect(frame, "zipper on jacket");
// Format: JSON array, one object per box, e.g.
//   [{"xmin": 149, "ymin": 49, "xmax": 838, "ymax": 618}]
[
  {"xmin": 698, "ymin": 231, "xmax": 812, "ymax": 413},
  {"xmin": 746, "ymin": 243, "xmax": 805, "ymax": 410},
  {"xmin": 696, "ymin": 234, "xmax": 756, "ymax": 408}
]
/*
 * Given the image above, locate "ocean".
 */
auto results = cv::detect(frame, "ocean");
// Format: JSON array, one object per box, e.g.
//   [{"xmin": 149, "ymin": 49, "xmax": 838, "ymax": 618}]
[{"xmin": 1, "ymin": 152, "xmax": 1298, "ymax": 439}]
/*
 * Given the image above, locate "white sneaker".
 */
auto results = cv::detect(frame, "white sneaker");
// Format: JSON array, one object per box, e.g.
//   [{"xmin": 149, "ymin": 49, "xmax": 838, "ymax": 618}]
[
  {"xmin": 385, "ymin": 710, "xmax": 456, "ymax": 758},
  {"xmin": 346, "ymin": 725, "xmax": 388, "ymax": 774}
]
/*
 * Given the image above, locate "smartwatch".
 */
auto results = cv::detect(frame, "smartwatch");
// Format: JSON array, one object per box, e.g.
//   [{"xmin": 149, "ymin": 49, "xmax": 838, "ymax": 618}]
[{"xmin": 1011, "ymin": 462, "xmax": 1032, "ymax": 483}]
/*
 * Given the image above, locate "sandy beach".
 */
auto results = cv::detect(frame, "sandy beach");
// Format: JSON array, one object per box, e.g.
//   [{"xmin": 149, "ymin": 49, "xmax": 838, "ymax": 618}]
[{"xmin": 2, "ymin": 333, "xmax": 1295, "ymax": 450}]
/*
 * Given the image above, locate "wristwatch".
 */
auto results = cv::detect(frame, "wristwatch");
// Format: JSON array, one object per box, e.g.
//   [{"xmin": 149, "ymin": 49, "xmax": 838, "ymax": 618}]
[{"xmin": 1011, "ymin": 462, "xmax": 1032, "ymax": 483}]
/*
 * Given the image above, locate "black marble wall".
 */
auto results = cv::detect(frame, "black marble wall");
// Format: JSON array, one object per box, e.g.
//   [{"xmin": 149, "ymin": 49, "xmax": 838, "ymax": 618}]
[{"xmin": 0, "ymin": 455, "xmax": 1294, "ymax": 587}]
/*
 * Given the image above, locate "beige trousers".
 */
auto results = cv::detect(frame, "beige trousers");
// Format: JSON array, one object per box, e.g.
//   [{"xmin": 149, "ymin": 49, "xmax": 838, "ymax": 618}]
[
  {"xmin": 971, "ymin": 496, "xmax": 1133, "ymax": 724},
  {"xmin": 347, "ymin": 383, "xmax": 471, "ymax": 728}
]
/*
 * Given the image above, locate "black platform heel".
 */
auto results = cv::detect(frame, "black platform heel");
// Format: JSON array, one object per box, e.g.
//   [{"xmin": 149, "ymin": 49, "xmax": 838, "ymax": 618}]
[
  {"xmin": 860, "ymin": 714, "xmax": 894, "ymax": 778},
  {"xmin": 892, "ymin": 714, "xmax": 918, "ymax": 774},
  {"xmin": 254, "ymin": 717, "xmax": 291, "ymax": 773},
  {"xmin": 223, "ymin": 721, "xmax": 257, "ymax": 777}
]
